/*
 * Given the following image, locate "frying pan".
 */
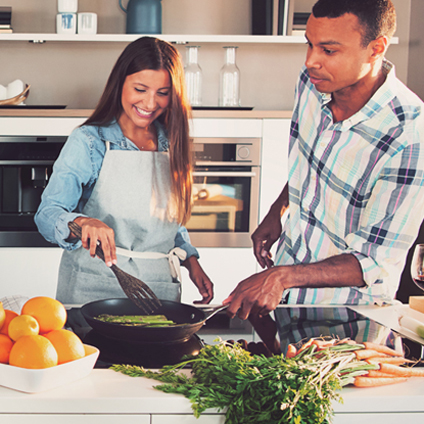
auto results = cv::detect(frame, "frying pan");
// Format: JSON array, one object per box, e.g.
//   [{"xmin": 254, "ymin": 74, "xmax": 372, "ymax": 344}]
[{"xmin": 81, "ymin": 298, "xmax": 227, "ymax": 343}]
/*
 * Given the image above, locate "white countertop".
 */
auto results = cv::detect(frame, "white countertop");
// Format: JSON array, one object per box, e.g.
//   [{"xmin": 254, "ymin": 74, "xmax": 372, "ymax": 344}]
[
  {"xmin": 1, "ymin": 303, "xmax": 423, "ymax": 417},
  {"xmin": 0, "ymin": 368, "xmax": 424, "ymax": 415}
]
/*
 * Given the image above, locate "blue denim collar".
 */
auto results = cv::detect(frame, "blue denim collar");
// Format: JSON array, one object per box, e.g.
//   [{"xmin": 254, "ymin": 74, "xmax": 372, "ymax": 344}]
[{"xmin": 98, "ymin": 120, "xmax": 169, "ymax": 152}]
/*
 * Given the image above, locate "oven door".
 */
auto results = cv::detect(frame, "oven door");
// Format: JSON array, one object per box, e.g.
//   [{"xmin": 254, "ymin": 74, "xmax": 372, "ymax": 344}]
[{"xmin": 186, "ymin": 166, "xmax": 259, "ymax": 247}]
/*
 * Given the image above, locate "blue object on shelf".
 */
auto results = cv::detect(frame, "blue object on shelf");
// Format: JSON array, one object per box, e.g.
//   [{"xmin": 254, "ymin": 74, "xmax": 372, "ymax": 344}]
[{"xmin": 119, "ymin": 0, "xmax": 162, "ymax": 34}]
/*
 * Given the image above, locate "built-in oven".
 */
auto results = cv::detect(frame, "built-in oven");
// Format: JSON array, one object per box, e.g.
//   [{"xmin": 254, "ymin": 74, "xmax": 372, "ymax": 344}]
[
  {"xmin": 0, "ymin": 135, "xmax": 261, "ymax": 248},
  {"xmin": 187, "ymin": 137, "xmax": 261, "ymax": 247},
  {"xmin": 0, "ymin": 135, "xmax": 67, "ymax": 247}
]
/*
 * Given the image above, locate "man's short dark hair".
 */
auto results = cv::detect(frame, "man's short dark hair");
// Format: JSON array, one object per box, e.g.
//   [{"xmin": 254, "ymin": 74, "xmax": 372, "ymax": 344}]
[{"xmin": 312, "ymin": 0, "xmax": 397, "ymax": 47}]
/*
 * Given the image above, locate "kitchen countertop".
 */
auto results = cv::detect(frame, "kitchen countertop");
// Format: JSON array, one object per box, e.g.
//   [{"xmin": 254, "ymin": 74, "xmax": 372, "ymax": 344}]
[
  {"xmin": 0, "ymin": 109, "xmax": 292, "ymax": 119},
  {"xmin": 0, "ymin": 367, "xmax": 423, "ymax": 416},
  {"xmin": 0, "ymin": 304, "xmax": 424, "ymax": 421}
]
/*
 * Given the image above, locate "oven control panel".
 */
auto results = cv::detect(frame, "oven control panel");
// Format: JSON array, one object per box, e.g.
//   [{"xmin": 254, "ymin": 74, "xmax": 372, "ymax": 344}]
[{"xmin": 192, "ymin": 137, "xmax": 261, "ymax": 166}]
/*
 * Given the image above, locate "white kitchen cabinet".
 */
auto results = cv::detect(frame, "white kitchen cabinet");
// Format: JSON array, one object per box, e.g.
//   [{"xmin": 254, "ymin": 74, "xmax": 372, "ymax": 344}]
[
  {"xmin": 152, "ymin": 415, "xmax": 225, "ymax": 424},
  {"xmin": 0, "ymin": 415, "xmax": 150, "ymax": 424},
  {"xmin": 181, "ymin": 248, "xmax": 257, "ymax": 305},
  {"xmin": 260, "ymin": 119, "xmax": 290, "ymax": 221},
  {"xmin": 334, "ymin": 413, "xmax": 424, "ymax": 423},
  {"xmin": 0, "ymin": 247, "xmax": 62, "ymax": 299}
]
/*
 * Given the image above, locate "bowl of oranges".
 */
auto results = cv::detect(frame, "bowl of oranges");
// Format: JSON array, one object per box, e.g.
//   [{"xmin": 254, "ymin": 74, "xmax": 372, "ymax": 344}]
[{"xmin": 0, "ymin": 296, "xmax": 99, "ymax": 393}]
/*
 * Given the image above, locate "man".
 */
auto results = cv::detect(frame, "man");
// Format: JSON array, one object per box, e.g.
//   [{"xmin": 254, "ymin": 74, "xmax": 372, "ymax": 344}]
[{"xmin": 223, "ymin": 0, "xmax": 424, "ymax": 350}]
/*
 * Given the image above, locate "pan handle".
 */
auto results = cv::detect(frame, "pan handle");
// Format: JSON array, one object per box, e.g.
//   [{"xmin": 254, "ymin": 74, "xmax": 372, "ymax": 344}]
[{"xmin": 203, "ymin": 304, "xmax": 229, "ymax": 322}]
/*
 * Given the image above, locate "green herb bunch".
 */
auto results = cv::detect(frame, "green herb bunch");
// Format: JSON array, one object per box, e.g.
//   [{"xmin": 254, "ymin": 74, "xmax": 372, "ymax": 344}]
[{"xmin": 111, "ymin": 339, "xmax": 375, "ymax": 424}]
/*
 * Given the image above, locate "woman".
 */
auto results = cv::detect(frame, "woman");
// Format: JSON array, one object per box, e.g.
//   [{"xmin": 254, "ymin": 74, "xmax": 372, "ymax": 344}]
[{"xmin": 35, "ymin": 37, "xmax": 214, "ymax": 305}]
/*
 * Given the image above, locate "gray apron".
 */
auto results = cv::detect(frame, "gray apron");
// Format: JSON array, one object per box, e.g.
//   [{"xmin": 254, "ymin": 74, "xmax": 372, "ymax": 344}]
[{"xmin": 57, "ymin": 142, "xmax": 183, "ymax": 305}]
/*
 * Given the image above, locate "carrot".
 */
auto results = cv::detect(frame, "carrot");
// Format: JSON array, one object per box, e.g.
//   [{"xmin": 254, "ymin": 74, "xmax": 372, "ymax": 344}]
[
  {"xmin": 312, "ymin": 339, "xmax": 335, "ymax": 350},
  {"xmin": 286, "ymin": 344, "xmax": 297, "ymax": 358},
  {"xmin": 354, "ymin": 376, "xmax": 407, "ymax": 387},
  {"xmin": 366, "ymin": 357, "xmax": 413, "ymax": 365},
  {"xmin": 355, "ymin": 349, "xmax": 388, "ymax": 360},
  {"xmin": 366, "ymin": 370, "xmax": 399, "ymax": 378},
  {"xmin": 297, "ymin": 338, "xmax": 314, "ymax": 354},
  {"xmin": 363, "ymin": 342, "xmax": 403, "ymax": 357},
  {"xmin": 379, "ymin": 363, "xmax": 424, "ymax": 377}
]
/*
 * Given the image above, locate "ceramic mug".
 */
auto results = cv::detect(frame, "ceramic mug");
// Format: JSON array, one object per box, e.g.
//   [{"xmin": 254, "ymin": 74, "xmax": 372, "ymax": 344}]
[
  {"xmin": 77, "ymin": 13, "xmax": 97, "ymax": 34},
  {"xmin": 57, "ymin": 0, "xmax": 78, "ymax": 13},
  {"xmin": 56, "ymin": 13, "xmax": 77, "ymax": 34}
]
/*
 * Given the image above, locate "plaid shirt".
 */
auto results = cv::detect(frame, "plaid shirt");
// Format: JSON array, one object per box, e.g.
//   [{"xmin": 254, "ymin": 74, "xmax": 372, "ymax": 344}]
[{"xmin": 275, "ymin": 60, "xmax": 424, "ymax": 305}]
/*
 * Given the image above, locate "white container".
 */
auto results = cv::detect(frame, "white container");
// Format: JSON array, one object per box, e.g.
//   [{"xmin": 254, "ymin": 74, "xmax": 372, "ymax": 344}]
[
  {"xmin": 7, "ymin": 79, "xmax": 25, "ymax": 99},
  {"xmin": 0, "ymin": 344, "xmax": 99, "ymax": 393},
  {"xmin": 56, "ymin": 13, "xmax": 77, "ymax": 34},
  {"xmin": 77, "ymin": 12, "xmax": 97, "ymax": 34},
  {"xmin": 57, "ymin": 0, "xmax": 78, "ymax": 13},
  {"xmin": 184, "ymin": 46, "xmax": 202, "ymax": 106},
  {"xmin": 219, "ymin": 46, "xmax": 241, "ymax": 107}
]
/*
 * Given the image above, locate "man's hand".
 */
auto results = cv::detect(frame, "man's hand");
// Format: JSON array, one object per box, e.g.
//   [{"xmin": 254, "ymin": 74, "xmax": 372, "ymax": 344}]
[
  {"xmin": 252, "ymin": 184, "xmax": 288, "ymax": 269},
  {"xmin": 72, "ymin": 217, "xmax": 117, "ymax": 267},
  {"xmin": 223, "ymin": 267, "xmax": 286, "ymax": 320},
  {"xmin": 251, "ymin": 211, "xmax": 282, "ymax": 269}
]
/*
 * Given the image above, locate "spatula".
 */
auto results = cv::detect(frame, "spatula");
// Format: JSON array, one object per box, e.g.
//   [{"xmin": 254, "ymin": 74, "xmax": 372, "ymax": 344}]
[{"xmin": 68, "ymin": 221, "xmax": 162, "ymax": 314}]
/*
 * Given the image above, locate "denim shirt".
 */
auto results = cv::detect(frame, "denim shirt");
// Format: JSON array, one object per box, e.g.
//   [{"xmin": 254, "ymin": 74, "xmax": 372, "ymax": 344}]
[{"xmin": 34, "ymin": 120, "xmax": 199, "ymax": 259}]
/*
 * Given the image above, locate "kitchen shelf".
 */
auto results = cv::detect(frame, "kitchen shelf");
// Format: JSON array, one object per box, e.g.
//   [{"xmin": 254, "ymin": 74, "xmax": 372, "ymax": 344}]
[
  {"xmin": 0, "ymin": 33, "xmax": 399, "ymax": 44},
  {"xmin": 0, "ymin": 33, "xmax": 307, "ymax": 44}
]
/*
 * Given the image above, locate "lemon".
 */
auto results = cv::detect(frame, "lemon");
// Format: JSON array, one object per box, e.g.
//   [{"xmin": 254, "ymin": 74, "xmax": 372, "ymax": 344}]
[
  {"xmin": 8, "ymin": 314, "xmax": 40, "ymax": 341},
  {"xmin": 0, "ymin": 302, "xmax": 5, "ymax": 331}
]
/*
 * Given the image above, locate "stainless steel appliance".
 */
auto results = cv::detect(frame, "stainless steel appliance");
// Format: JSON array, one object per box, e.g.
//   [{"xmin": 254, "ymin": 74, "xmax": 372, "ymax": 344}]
[
  {"xmin": 0, "ymin": 135, "xmax": 67, "ymax": 246},
  {"xmin": 0, "ymin": 135, "xmax": 260, "ymax": 248},
  {"xmin": 187, "ymin": 137, "xmax": 261, "ymax": 247}
]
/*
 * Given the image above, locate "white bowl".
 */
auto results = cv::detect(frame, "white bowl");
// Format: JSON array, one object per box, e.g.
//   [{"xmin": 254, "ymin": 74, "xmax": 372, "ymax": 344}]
[{"xmin": 0, "ymin": 344, "xmax": 99, "ymax": 393}]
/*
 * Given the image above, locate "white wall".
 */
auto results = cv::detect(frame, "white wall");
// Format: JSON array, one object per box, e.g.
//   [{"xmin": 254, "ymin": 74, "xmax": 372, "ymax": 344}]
[{"xmin": 0, "ymin": 0, "xmax": 413, "ymax": 110}]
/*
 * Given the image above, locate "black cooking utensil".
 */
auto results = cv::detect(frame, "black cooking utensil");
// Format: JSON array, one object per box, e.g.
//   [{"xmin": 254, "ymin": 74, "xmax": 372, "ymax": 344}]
[
  {"xmin": 81, "ymin": 298, "xmax": 228, "ymax": 343},
  {"xmin": 68, "ymin": 221, "xmax": 162, "ymax": 314}
]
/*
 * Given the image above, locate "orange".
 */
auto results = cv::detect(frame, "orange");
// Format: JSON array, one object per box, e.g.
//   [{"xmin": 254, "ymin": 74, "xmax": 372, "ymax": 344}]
[
  {"xmin": 44, "ymin": 329, "xmax": 85, "ymax": 364},
  {"xmin": 8, "ymin": 315, "xmax": 40, "ymax": 341},
  {"xmin": 0, "ymin": 310, "xmax": 19, "ymax": 335},
  {"xmin": 0, "ymin": 302, "xmax": 5, "ymax": 330},
  {"xmin": 9, "ymin": 335, "xmax": 58, "ymax": 369},
  {"xmin": 0, "ymin": 333, "xmax": 13, "ymax": 364},
  {"xmin": 21, "ymin": 296, "xmax": 67, "ymax": 334}
]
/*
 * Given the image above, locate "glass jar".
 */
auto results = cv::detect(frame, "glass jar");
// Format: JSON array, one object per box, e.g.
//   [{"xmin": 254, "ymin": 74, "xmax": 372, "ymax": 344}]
[
  {"xmin": 219, "ymin": 46, "xmax": 241, "ymax": 107},
  {"xmin": 184, "ymin": 46, "xmax": 203, "ymax": 106}
]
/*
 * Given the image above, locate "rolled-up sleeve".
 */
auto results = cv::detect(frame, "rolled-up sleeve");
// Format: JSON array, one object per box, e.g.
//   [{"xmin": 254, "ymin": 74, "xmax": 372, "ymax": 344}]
[
  {"xmin": 174, "ymin": 226, "xmax": 199, "ymax": 260},
  {"xmin": 34, "ymin": 129, "xmax": 96, "ymax": 249},
  {"xmin": 345, "ymin": 142, "xmax": 424, "ymax": 298}
]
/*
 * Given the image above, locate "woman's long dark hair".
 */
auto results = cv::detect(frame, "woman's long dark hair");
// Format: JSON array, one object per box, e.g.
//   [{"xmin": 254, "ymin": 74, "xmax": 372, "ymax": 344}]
[{"xmin": 85, "ymin": 37, "xmax": 192, "ymax": 225}]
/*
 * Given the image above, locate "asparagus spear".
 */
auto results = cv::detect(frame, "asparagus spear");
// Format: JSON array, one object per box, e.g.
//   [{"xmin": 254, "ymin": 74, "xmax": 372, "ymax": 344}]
[{"xmin": 95, "ymin": 314, "xmax": 176, "ymax": 326}]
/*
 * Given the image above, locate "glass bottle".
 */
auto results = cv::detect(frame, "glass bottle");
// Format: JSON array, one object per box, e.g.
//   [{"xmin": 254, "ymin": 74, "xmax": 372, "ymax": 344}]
[
  {"xmin": 219, "ymin": 46, "xmax": 241, "ymax": 107},
  {"xmin": 184, "ymin": 46, "xmax": 202, "ymax": 106}
]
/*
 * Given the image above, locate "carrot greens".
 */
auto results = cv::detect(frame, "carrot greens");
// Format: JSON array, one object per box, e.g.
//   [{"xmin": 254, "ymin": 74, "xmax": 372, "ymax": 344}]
[{"xmin": 111, "ymin": 339, "xmax": 375, "ymax": 424}]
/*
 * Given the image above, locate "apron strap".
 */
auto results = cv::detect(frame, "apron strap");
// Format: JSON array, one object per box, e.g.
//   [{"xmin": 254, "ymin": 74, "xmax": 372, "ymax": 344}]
[
  {"xmin": 105, "ymin": 141, "xmax": 111, "ymax": 151},
  {"xmin": 115, "ymin": 247, "xmax": 187, "ymax": 282}
]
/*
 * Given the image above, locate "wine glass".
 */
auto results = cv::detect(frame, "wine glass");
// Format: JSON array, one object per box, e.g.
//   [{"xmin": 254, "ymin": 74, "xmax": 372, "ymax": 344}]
[{"xmin": 410, "ymin": 244, "xmax": 424, "ymax": 291}]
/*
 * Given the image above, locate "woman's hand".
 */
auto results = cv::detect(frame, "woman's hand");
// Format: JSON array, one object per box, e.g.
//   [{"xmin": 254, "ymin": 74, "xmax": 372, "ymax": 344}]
[
  {"xmin": 182, "ymin": 256, "xmax": 214, "ymax": 304},
  {"xmin": 72, "ymin": 217, "xmax": 117, "ymax": 267}
]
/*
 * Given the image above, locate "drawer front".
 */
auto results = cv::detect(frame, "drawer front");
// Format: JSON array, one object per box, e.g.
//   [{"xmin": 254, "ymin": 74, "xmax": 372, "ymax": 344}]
[
  {"xmin": 0, "ymin": 415, "xmax": 150, "ymax": 424},
  {"xmin": 334, "ymin": 413, "xmax": 424, "ymax": 424},
  {"xmin": 152, "ymin": 414, "xmax": 225, "ymax": 424}
]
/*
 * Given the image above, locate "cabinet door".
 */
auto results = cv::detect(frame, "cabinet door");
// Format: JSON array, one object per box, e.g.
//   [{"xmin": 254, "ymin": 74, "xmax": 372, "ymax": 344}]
[
  {"xmin": 0, "ymin": 415, "xmax": 150, "ymax": 424},
  {"xmin": 334, "ymin": 413, "xmax": 424, "ymax": 424},
  {"xmin": 152, "ymin": 414, "xmax": 225, "ymax": 424}
]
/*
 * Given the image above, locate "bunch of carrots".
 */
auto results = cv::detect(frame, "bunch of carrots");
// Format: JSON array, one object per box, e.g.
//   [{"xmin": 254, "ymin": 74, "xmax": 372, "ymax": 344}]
[{"xmin": 286, "ymin": 338, "xmax": 424, "ymax": 388}]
